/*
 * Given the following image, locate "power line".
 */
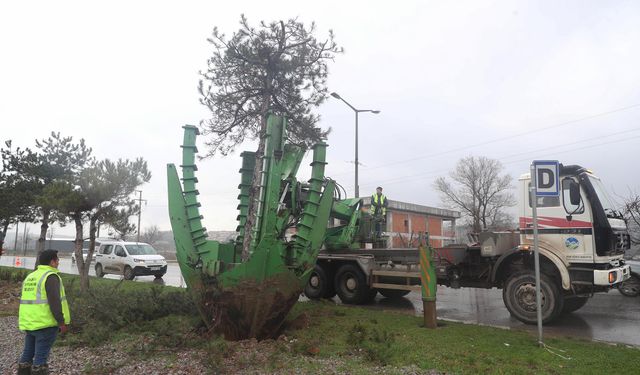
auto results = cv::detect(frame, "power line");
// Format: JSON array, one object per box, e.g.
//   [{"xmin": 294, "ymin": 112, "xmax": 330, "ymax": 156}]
[
  {"xmin": 362, "ymin": 133, "xmax": 640, "ymax": 188},
  {"xmin": 360, "ymin": 127, "xmax": 640, "ymax": 186},
  {"xmin": 335, "ymin": 102, "xmax": 640, "ymax": 176}
]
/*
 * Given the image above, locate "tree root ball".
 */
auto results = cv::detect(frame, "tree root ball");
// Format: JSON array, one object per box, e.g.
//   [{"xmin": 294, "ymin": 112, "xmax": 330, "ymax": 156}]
[{"xmin": 198, "ymin": 273, "xmax": 303, "ymax": 341}]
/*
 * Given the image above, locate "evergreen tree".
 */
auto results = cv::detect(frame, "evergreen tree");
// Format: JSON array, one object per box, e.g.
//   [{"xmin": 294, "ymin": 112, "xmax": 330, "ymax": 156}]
[{"xmin": 199, "ymin": 15, "xmax": 341, "ymax": 259}]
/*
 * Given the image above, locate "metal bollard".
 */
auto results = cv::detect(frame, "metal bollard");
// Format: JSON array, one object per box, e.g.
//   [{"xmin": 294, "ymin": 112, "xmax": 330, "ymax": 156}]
[{"xmin": 419, "ymin": 243, "xmax": 437, "ymax": 329}]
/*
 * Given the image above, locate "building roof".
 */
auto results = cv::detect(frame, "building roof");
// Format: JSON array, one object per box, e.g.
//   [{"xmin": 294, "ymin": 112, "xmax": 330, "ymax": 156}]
[{"xmin": 361, "ymin": 197, "xmax": 460, "ymax": 219}]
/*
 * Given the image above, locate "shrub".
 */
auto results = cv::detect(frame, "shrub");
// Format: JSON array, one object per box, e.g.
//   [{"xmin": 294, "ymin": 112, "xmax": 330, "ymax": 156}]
[
  {"xmin": 0, "ymin": 266, "xmax": 29, "ymax": 283},
  {"xmin": 363, "ymin": 328, "xmax": 395, "ymax": 365},
  {"xmin": 346, "ymin": 322, "xmax": 368, "ymax": 347},
  {"xmin": 345, "ymin": 322, "xmax": 396, "ymax": 365},
  {"xmin": 60, "ymin": 279, "xmax": 197, "ymax": 347}
]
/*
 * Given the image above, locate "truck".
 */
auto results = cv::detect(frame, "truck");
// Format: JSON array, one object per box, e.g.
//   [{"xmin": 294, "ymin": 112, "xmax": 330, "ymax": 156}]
[
  {"xmin": 305, "ymin": 164, "xmax": 632, "ymax": 324},
  {"xmin": 168, "ymin": 115, "xmax": 631, "ymax": 339}
]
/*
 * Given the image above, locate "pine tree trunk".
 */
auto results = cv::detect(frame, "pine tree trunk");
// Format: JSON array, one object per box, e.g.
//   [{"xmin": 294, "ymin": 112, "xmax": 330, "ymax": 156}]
[
  {"xmin": 85, "ymin": 216, "xmax": 99, "ymax": 288},
  {"xmin": 241, "ymin": 88, "xmax": 271, "ymax": 261},
  {"xmin": 35, "ymin": 208, "xmax": 50, "ymax": 269},
  {"xmin": 0, "ymin": 222, "xmax": 7, "ymax": 256},
  {"xmin": 73, "ymin": 215, "xmax": 89, "ymax": 293},
  {"xmin": 241, "ymin": 115, "xmax": 268, "ymax": 261}
]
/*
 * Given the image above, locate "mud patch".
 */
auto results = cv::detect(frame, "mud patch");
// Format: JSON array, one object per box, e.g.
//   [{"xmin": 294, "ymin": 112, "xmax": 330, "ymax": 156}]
[
  {"xmin": 0, "ymin": 280, "xmax": 20, "ymax": 316},
  {"xmin": 199, "ymin": 273, "xmax": 302, "ymax": 341}
]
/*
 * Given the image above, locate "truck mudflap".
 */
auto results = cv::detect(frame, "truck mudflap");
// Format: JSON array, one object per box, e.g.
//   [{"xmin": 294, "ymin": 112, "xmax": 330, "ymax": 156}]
[{"xmin": 593, "ymin": 265, "xmax": 631, "ymax": 286}]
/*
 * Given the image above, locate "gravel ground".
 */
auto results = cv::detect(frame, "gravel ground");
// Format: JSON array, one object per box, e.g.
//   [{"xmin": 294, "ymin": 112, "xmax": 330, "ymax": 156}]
[
  {"xmin": 0, "ymin": 316, "xmax": 211, "ymax": 375},
  {"xmin": 1, "ymin": 316, "xmax": 439, "ymax": 375}
]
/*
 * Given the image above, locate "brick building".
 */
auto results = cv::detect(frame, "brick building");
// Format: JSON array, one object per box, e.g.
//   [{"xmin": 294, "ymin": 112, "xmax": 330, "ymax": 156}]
[{"xmin": 362, "ymin": 198, "xmax": 459, "ymax": 248}]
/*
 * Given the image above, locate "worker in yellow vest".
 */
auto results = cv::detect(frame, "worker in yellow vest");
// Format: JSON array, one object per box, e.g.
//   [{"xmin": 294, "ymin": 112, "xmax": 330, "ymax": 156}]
[
  {"xmin": 371, "ymin": 186, "xmax": 388, "ymax": 239},
  {"xmin": 17, "ymin": 250, "xmax": 70, "ymax": 375}
]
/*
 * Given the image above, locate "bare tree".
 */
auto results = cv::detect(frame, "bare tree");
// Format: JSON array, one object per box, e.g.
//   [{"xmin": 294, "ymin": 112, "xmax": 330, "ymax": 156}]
[
  {"xmin": 434, "ymin": 156, "xmax": 516, "ymax": 233},
  {"xmin": 199, "ymin": 15, "xmax": 342, "ymax": 260},
  {"xmin": 621, "ymin": 190, "xmax": 640, "ymax": 246},
  {"xmin": 141, "ymin": 225, "xmax": 160, "ymax": 245}
]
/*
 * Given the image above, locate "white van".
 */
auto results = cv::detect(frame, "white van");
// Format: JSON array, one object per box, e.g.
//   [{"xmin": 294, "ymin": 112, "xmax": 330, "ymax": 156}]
[
  {"xmin": 94, "ymin": 240, "xmax": 167, "ymax": 280},
  {"xmin": 71, "ymin": 249, "xmax": 91, "ymax": 264}
]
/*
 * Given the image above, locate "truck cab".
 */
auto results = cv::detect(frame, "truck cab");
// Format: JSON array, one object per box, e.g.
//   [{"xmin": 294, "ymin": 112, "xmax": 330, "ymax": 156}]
[{"xmin": 518, "ymin": 164, "xmax": 630, "ymax": 293}]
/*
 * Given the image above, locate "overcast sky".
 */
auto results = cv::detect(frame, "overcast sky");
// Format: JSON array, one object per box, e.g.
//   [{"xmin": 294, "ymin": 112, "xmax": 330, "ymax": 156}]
[{"xmin": 2, "ymin": 1, "xmax": 640, "ymax": 239}]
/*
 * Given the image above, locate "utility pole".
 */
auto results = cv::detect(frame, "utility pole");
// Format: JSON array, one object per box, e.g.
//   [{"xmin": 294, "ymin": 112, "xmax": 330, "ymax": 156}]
[
  {"xmin": 13, "ymin": 222, "xmax": 19, "ymax": 252},
  {"xmin": 330, "ymin": 92, "xmax": 380, "ymax": 197},
  {"xmin": 22, "ymin": 224, "xmax": 27, "ymax": 255},
  {"xmin": 48, "ymin": 226, "xmax": 54, "ymax": 249},
  {"xmin": 135, "ymin": 190, "xmax": 147, "ymax": 243}
]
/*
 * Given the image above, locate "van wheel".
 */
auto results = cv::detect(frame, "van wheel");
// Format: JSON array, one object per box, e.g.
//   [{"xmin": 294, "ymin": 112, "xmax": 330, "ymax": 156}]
[
  {"xmin": 95, "ymin": 263, "xmax": 104, "ymax": 278},
  {"xmin": 123, "ymin": 266, "xmax": 135, "ymax": 280},
  {"xmin": 503, "ymin": 271, "xmax": 563, "ymax": 324},
  {"xmin": 562, "ymin": 296, "xmax": 589, "ymax": 314},
  {"xmin": 335, "ymin": 264, "xmax": 373, "ymax": 305},
  {"xmin": 304, "ymin": 265, "xmax": 335, "ymax": 299},
  {"xmin": 617, "ymin": 274, "xmax": 640, "ymax": 297}
]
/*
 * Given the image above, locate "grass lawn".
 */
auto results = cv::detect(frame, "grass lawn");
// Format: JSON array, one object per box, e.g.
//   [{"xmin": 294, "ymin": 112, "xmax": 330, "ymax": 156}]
[{"xmin": 287, "ymin": 300, "xmax": 638, "ymax": 374}]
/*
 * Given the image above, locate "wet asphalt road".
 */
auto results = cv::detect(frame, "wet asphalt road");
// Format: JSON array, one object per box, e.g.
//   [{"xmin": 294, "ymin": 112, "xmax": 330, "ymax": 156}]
[{"xmin": 3, "ymin": 255, "xmax": 639, "ymax": 346}]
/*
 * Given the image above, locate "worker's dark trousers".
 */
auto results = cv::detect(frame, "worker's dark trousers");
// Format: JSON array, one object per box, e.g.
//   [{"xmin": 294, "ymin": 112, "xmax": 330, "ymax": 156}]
[
  {"xmin": 20, "ymin": 326, "xmax": 58, "ymax": 366},
  {"xmin": 374, "ymin": 217, "xmax": 385, "ymax": 238}
]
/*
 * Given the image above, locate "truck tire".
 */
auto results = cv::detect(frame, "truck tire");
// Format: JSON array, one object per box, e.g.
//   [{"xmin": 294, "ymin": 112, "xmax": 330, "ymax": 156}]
[
  {"xmin": 304, "ymin": 265, "xmax": 335, "ymax": 299},
  {"xmin": 502, "ymin": 271, "xmax": 564, "ymax": 324},
  {"xmin": 562, "ymin": 297, "xmax": 589, "ymax": 314},
  {"xmin": 379, "ymin": 289, "xmax": 411, "ymax": 299},
  {"xmin": 95, "ymin": 263, "xmax": 104, "ymax": 278},
  {"xmin": 335, "ymin": 264, "xmax": 373, "ymax": 305}
]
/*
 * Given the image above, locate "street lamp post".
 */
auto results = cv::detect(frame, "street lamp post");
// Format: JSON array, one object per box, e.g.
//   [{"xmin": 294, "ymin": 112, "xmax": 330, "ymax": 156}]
[{"xmin": 330, "ymin": 92, "xmax": 380, "ymax": 197}]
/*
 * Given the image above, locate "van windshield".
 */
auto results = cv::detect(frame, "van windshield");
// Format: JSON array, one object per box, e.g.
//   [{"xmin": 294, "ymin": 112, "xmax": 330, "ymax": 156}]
[{"xmin": 125, "ymin": 244, "xmax": 157, "ymax": 255}]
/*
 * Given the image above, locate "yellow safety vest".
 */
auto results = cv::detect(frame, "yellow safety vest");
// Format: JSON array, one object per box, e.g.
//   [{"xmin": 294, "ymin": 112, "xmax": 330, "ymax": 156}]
[
  {"xmin": 19, "ymin": 265, "xmax": 71, "ymax": 331},
  {"xmin": 371, "ymin": 193, "xmax": 387, "ymax": 217}
]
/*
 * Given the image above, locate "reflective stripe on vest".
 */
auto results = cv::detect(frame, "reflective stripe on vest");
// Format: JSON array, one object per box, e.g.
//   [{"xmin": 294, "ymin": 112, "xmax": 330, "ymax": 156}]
[
  {"xmin": 19, "ymin": 265, "xmax": 71, "ymax": 331},
  {"xmin": 371, "ymin": 194, "xmax": 387, "ymax": 216}
]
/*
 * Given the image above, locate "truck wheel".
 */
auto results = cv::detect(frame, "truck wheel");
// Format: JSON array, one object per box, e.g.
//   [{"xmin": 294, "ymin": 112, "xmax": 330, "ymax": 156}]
[
  {"xmin": 123, "ymin": 266, "xmax": 135, "ymax": 280},
  {"xmin": 95, "ymin": 263, "xmax": 104, "ymax": 278},
  {"xmin": 335, "ymin": 264, "xmax": 373, "ymax": 305},
  {"xmin": 562, "ymin": 297, "xmax": 589, "ymax": 314},
  {"xmin": 379, "ymin": 289, "xmax": 411, "ymax": 299},
  {"xmin": 617, "ymin": 275, "xmax": 640, "ymax": 297},
  {"xmin": 304, "ymin": 265, "xmax": 335, "ymax": 299},
  {"xmin": 365, "ymin": 288, "xmax": 378, "ymax": 303},
  {"xmin": 502, "ymin": 271, "xmax": 564, "ymax": 324}
]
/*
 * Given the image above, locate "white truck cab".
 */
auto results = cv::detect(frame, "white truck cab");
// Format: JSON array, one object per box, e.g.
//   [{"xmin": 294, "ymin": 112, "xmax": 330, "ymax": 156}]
[
  {"xmin": 94, "ymin": 240, "xmax": 167, "ymax": 280},
  {"xmin": 518, "ymin": 165, "xmax": 631, "ymax": 292}
]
